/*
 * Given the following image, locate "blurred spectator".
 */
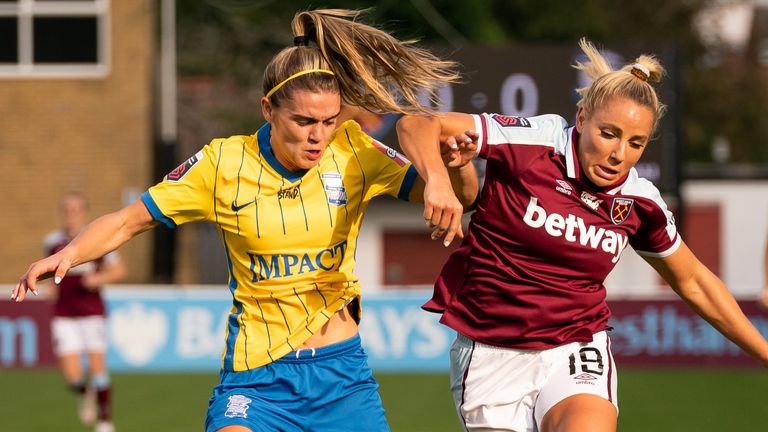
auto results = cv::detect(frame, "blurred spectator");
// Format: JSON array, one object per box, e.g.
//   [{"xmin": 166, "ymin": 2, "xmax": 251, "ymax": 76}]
[{"xmin": 45, "ymin": 192, "xmax": 125, "ymax": 432}]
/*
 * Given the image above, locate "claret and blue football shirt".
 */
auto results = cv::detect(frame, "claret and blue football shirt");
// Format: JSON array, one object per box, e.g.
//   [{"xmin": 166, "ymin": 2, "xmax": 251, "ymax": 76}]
[{"xmin": 425, "ymin": 113, "xmax": 680, "ymax": 349}]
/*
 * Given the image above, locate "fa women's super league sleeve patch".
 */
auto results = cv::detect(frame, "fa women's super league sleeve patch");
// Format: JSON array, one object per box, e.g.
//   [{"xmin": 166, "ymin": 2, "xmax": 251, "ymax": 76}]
[
  {"xmin": 166, "ymin": 150, "xmax": 205, "ymax": 182},
  {"xmin": 491, "ymin": 114, "xmax": 533, "ymax": 128},
  {"xmin": 371, "ymin": 139, "xmax": 410, "ymax": 167}
]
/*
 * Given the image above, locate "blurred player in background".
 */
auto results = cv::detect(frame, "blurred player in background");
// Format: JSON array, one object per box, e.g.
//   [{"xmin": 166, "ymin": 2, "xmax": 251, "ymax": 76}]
[
  {"xmin": 14, "ymin": 9, "xmax": 476, "ymax": 432},
  {"xmin": 398, "ymin": 38, "xmax": 768, "ymax": 432},
  {"xmin": 45, "ymin": 192, "xmax": 125, "ymax": 432}
]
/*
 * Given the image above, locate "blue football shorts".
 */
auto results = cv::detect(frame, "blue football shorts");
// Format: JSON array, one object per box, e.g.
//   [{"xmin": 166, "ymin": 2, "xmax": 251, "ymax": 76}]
[{"xmin": 205, "ymin": 334, "xmax": 389, "ymax": 432}]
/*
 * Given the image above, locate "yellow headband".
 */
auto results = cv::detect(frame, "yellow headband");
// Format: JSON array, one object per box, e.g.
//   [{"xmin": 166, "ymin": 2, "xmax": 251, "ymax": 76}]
[{"xmin": 265, "ymin": 69, "xmax": 336, "ymax": 99}]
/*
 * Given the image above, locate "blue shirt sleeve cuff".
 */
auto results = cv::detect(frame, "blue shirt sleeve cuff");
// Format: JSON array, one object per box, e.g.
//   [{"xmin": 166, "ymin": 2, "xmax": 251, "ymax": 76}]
[
  {"xmin": 397, "ymin": 165, "xmax": 419, "ymax": 201},
  {"xmin": 141, "ymin": 191, "xmax": 177, "ymax": 229}
]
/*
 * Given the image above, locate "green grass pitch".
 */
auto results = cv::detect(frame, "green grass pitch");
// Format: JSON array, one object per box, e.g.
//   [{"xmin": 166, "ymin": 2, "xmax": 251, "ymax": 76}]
[{"xmin": 1, "ymin": 368, "xmax": 766, "ymax": 431}]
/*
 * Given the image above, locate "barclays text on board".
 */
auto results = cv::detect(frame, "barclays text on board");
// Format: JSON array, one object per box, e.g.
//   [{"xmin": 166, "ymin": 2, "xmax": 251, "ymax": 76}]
[
  {"xmin": 102, "ymin": 289, "xmax": 451, "ymax": 372},
  {"xmin": 2, "ymin": 288, "xmax": 768, "ymax": 370}
]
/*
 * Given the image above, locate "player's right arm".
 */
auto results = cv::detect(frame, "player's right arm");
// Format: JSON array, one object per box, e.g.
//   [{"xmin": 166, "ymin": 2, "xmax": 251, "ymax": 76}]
[
  {"xmin": 397, "ymin": 112, "xmax": 477, "ymax": 245},
  {"xmin": 13, "ymin": 200, "xmax": 157, "ymax": 302}
]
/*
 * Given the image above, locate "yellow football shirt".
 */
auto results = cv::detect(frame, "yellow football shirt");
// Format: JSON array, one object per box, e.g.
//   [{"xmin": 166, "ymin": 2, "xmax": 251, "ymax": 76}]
[{"xmin": 141, "ymin": 120, "xmax": 417, "ymax": 371}]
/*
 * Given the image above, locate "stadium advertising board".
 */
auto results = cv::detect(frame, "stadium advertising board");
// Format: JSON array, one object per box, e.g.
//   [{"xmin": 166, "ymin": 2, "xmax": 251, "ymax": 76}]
[
  {"xmin": 2, "ymin": 289, "xmax": 767, "ymax": 370},
  {"xmin": 610, "ymin": 299, "xmax": 768, "ymax": 367},
  {"xmin": 0, "ymin": 300, "xmax": 55, "ymax": 367},
  {"xmin": 101, "ymin": 289, "xmax": 451, "ymax": 372}
]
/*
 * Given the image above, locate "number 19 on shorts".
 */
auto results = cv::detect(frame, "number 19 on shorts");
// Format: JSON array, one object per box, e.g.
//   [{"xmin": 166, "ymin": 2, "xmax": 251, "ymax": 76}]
[{"xmin": 569, "ymin": 347, "xmax": 604, "ymax": 376}]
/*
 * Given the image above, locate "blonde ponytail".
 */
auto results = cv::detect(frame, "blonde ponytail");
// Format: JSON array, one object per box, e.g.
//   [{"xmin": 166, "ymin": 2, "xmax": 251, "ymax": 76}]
[{"xmin": 263, "ymin": 9, "xmax": 460, "ymax": 115}]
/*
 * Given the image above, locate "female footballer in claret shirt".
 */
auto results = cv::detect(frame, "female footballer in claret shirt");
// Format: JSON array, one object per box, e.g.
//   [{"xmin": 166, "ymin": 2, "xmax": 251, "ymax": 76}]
[
  {"xmin": 14, "ymin": 9, "xmax": 478, "ymax": 432},
  {"xmin": 398, "ymin": 38, "xmax": 768, "ymax": 432},
  {"xmin": 45, "ymin": 192, "xmax": 125, "ymax": 432}
]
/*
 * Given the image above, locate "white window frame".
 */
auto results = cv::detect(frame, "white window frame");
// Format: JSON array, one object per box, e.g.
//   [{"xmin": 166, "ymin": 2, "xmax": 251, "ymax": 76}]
[{"xmin": 0, "ymin": 0, "xmax": 110, "ymax": 78}]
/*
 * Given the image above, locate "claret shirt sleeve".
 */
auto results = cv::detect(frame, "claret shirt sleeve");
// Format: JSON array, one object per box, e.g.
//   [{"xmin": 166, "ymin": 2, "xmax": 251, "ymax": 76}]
[
  {"xmin": 473, "ymin": 113, "xmax": 569, "ymax": 173},
  {"xmin": 624, "ymin": 179, "xmax": 682, "ymax": 258},
  {"xmin": 141, "ymin": 141, "xmax": 220, "ymax": 228}
]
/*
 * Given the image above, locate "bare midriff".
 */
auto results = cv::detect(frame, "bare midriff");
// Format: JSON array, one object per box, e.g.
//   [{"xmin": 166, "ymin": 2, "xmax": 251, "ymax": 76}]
[{"xmin": 301, "ymin": 303, "xmax": 358, "ymax": 348}]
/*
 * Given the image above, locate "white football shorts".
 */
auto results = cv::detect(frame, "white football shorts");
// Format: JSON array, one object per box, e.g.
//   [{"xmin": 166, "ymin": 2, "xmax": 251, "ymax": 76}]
[
  {"xmin": 450, "ymin": 331, "xmax": 618, "ymax": 432},
  {"xmin": 51, "ymin": 316, "xmax": 107, "ymax": 355}
]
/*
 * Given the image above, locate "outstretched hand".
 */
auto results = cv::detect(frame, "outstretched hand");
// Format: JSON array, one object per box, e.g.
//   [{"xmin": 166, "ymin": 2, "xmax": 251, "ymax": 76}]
[
  {"xmin": 441, "ymin": 130, "xmax": 478, "ymax": 168},
  {"xmin": 421, "ymin": 129, "xmax": 479, "ymax": 246},
  {"xmin": 423, "ymin": 179, "xmax": 465, "ymax": 247},
  {"xmin": 11, "ymin": 254, "xmax": 72, "ymax": 302}
]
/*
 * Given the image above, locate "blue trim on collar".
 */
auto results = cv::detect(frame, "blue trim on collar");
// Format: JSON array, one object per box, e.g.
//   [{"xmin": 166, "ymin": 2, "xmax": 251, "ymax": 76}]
[{"xmin": 257, "ymin": 123, "xmax": 308, "ymax": 182}]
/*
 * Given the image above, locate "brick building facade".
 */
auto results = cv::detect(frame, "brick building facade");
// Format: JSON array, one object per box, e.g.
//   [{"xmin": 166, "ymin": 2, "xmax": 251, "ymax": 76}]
[{"xmin": 0, "ymin": 1, "xmax": 155, "ymax": 283}]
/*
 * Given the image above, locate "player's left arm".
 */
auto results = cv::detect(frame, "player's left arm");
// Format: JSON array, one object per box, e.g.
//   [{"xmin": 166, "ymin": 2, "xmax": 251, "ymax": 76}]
[
  {"xmin": 409, "ymin": 130, "xmax": 479, "ymax": 246},
  {"xmin": 643, "ymin": 242, "xmax": 768, "ymax": 367},
  {"xmin": 400, "ymin": 114, "xmax": 478, "ymax": 246}
]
